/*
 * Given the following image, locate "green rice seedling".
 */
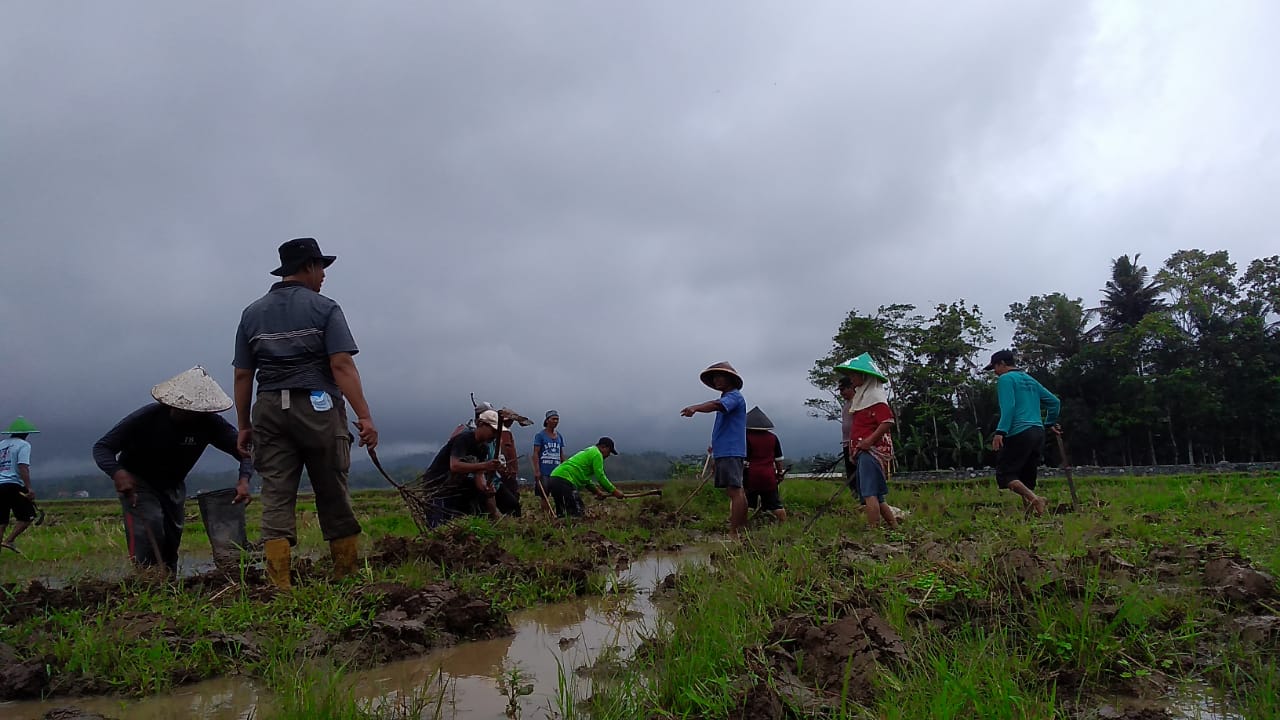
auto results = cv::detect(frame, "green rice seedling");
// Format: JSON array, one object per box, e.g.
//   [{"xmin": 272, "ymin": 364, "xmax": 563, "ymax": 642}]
[{"xmin": 877, "ymin": 627, "xmax": 1058, "ymax": 720}]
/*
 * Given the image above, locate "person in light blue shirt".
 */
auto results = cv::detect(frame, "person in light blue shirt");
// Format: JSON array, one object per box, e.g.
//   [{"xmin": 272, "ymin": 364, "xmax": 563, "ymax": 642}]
[
  {"xmin": 986, "ymin": 350, "xmax": 1060, "ymax": 515},
  {"xmin": 681, "ymin": 362, "xmax": 748, "ymax": 539},
  {"xmin": 0, "ymin": 416, "xmax": 39, "ymax": 552}
]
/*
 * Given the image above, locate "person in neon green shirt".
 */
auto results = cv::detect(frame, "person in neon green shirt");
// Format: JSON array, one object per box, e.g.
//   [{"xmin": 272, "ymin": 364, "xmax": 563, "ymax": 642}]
[{"xmin": 547, "ymin": 437, "xmax": 624, "ymax": 517}]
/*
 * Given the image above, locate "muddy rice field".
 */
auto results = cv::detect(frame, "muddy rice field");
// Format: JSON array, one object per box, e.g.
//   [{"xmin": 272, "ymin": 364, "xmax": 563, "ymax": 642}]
[{"xmin": 0, "ymin": 472, "xmax": 1276, "ymax": 719}]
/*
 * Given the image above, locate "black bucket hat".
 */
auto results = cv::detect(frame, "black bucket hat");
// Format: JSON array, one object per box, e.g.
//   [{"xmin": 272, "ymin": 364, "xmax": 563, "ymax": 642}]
[{"xmin": 271, "ymin": 238, "xmax": 336, "ymax": 277}]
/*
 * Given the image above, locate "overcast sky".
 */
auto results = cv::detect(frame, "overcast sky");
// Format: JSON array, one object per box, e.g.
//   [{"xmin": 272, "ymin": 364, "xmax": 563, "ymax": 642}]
[{"xmin": 3, "ymin": 1, "xmax": 1278, "ymax": 480}]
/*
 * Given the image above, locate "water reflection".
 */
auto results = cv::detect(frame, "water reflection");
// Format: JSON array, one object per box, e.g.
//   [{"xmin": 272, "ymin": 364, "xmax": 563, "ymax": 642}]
[{"xmin": 2, "ymin": 549, "xmax": 707, "ymax": 720}]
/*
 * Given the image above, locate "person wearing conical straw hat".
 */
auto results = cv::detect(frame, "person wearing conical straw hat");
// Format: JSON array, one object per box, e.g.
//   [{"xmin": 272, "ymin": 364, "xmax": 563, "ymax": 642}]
[
  {"xmin": 744, "ymin": 407, "xmax": 786, "ymax": 523},
  {"xmin": 93, "ymin": 367, "xmax": 254, "ymax": 575},
  {"xmin": 835, "ymin": 353, "xmax": 898, "ymax": 530},
  {"xmin": 0, "ymin": 417, "xmax": 40, "ymax": 553},
  {"xmin": 680, "ymin": 362, "xmax": 749, "ymax": 539},
  {"xmin": 234, "ymin": 238, "xmax": 378, "ymax": 589}
]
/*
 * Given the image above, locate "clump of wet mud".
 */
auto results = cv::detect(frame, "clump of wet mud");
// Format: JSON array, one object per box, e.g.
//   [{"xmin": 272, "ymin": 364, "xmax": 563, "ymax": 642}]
[
  {"xmin": 0, "ymin": 643, "xmax": 51, "ymax": 700},
  {"xmin": 733, "ymin": 608, "xmax": 907, "ymax": 717},
  {"xmin": 371, "ymin": 527, "xmax": 516, "ymax": 570},
  {"xmin": 990, "ymin": 548, "xmax": 1084, "ymax": 598},
  {"xmin": 370, "ymin": 529, "xmax": 598, "ymax": 594},
  {"xmin": 1231, "ymin": 615, "xmax": 1280, "ymax": 645},
  {"xmin": 1203, "ymin": 557, "xmax": 1276, "ymax": 605},
  {"xmin": 0, "ymin": 579, "xmax": 117, "ymax": 624},
  {"xmin": 322, "ymin": 581, "xmax": 512, "ymax": 666}
]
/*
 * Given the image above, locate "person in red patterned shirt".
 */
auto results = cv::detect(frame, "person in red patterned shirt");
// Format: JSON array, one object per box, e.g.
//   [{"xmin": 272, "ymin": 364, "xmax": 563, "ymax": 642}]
[{"xmin": 835, "ymin": 353, "xmax": 898, "ymax": 530}]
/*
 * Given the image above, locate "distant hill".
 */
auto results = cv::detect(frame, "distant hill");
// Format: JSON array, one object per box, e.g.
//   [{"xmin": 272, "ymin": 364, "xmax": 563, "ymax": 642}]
[{"xmin": 39, "ymin": 449, "xmax": 686, "ymax": 499}]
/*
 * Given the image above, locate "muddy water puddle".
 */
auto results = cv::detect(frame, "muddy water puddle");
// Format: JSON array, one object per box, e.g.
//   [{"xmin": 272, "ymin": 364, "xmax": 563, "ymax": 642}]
[
  {"xmin": 1, "ymin": 548, "xmax": 709, "ymax": 720},
  {"xmin": 1090, "ymin": 684, "xmax": 1245, "ymax": 720}
]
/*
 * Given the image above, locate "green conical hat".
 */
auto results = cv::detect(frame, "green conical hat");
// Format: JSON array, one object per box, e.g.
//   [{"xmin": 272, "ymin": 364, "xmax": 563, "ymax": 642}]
[
  {"xmin": 3, "ymin": 416, "xmax": 39, "ymax": 434},
  {"xmin": 834, "ymin": 353, "xmax": 888, "ymax": 382}
]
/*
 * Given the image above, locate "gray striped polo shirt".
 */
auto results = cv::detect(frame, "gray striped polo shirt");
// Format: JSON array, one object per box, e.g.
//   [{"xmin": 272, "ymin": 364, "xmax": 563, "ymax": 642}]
[{"xmin": 233, "ymin": 281, "xmax": 358, "ymax": 397}]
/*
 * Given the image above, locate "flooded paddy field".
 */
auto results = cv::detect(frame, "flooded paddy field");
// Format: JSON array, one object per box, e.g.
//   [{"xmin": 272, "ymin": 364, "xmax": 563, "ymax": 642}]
[{"xmin": 0, "ymin": 473, "xmax": 1276, "ymax": 718}]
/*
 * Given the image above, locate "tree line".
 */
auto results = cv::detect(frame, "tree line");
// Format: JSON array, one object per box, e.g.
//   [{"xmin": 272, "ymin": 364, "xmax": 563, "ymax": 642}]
[{"xmin": 808, "ymin": 250, "xmax": 1280, "ymax": 470}]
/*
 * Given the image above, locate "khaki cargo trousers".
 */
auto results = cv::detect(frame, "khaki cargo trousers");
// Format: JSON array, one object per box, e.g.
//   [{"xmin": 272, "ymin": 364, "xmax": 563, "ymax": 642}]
[{"xmin": 252, "ymin": 389, "xmax": 361, "ymax": 544}]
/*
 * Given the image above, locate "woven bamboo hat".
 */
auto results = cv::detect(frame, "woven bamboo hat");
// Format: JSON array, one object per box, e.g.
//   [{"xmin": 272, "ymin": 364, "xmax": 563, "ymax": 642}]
[
  {"xmin": 151, "ymin": 366, "xmax": 234, "ymax": 413},
  {"xmin": 699, "ymin": 361, "xmax": 744, "ymax": 390},
  {"xmin": 746, "ymin": 406, "xmax": 774, "ymax": 430}
]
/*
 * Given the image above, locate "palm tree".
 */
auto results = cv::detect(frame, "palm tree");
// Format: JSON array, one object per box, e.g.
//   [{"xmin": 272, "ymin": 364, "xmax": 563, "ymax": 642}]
[{"xmin": 1093, "ymin": 253, "xmax": 1166, "ymax": 335}]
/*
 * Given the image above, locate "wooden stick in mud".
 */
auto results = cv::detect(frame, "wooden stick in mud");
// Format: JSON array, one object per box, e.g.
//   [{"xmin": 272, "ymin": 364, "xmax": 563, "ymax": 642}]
[
  {"xmin": 802, "ymin": 478, "xmax": 851, "ymax": 533},
  {"xmin": 1054, "ymin": 431, "xmax": 1080, "ymax": 510},
  {"xmin": 533, "ymin": 476, "xmax": 557, "ymax": 519},
  {"xmin": 675, "ymin": 452, "xmax": 714, "ymax": 514},
  {"xmin": 620, "ymin": 489, "xmax": 663, "ymax": 499}
]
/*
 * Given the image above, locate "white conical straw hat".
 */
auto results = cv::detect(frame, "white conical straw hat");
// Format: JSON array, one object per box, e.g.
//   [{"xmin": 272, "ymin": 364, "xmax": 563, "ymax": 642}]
[{"xmin": 151, "ymin": 366, "xmax": 234, "ymax": 413}]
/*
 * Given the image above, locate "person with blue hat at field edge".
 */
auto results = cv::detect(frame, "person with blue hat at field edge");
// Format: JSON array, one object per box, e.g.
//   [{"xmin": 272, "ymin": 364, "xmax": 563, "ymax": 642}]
[
  {"xmin": 985, "ymin": 349, "xmax": 1059, "ymax": 516},
  {"xmin": 532, "ymin": 410, "xmax": 565, "ymax": 506},
  {"xmin": 93, "ymin": 367, "xmax": 253, "ymax": 575},
  {"xmin": 681, "ymin": 361, "xmax": 748, "ymax": 539},
  {"xmin": 0, "ymin": 416, "xmax": 40, "ymax": 553},
  {"xmin": 836, "ymin": 353, "xmax": 898, "ymax": 530}
]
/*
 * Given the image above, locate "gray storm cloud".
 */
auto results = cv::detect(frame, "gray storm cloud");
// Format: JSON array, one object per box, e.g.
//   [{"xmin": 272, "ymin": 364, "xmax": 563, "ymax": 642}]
[{"xmin": 2, "ymin": 1, "xmax": 1277, "ymax": 476}]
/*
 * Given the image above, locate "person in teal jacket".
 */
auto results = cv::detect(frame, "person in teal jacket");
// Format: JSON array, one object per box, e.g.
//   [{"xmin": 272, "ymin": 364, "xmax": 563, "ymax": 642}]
[
  {"xmin": 547, "ymin": 438, "xmax": 625, "ymax": 518},
  {"xmin": 985, "ymin": 350, "xmax": 1060, "ymax": 515}
]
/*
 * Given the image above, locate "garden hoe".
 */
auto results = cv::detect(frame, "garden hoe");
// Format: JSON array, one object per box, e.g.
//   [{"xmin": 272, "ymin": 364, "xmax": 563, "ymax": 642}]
[
  {"xmin": 802, "ymin": 452, "xmax": 856, "ymax": 533},
  {"xmin": 674, "ymin": 452, "xmax": 713, "ymax": 514},
  {"xmin": 620, "ymin": 489, "xmax": 663, "ymax": 499},
  {"xmin": 1054, "ymin": 430, "xmax": 1081, "ymax": 510}
]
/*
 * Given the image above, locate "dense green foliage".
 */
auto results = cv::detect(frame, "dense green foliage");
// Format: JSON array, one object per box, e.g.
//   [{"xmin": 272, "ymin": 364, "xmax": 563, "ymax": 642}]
[{"xmin": 809, "ymin": 250, "xmax": 1280, "ymax": 470}]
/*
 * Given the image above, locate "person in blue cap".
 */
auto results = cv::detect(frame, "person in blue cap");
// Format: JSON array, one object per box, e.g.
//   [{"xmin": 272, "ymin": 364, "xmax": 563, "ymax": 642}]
[{"xmin": 532, "ymin": 410, "xmax": 565, "ymax": 505}]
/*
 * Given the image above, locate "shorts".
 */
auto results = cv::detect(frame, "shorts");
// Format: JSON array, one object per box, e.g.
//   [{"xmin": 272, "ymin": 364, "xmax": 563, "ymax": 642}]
[
  {"xmin": 996, "ymin": 427, "xmax": 1044, "ymax": 490},
  {"xmin": 852, "ymin": 452, "xmax": 888, "ymax": 503},
  {"xmin": 713, "ymin": 457, "xmax": 744, "ymax": 490},
  {"xmin": 0, "ymin": 483, "xmax": 36, "ymax": 524},
  {"xmin": 746, "ymin": 489, "xmax": 784, "ymax": 512}
]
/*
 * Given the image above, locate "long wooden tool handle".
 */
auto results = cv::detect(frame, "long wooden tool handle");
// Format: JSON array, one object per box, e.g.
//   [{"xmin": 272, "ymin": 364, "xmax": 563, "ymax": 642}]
[
  {"xmin": 1055, "ymin": 432, "xmax": 1080, "ymax": 508},
  {"xmin": 367, "ymin": 447, "xmax": 405, "ymax": 490},
  {"xmin": 675, "ymin": 452, "xmax": 714, "ymax": 514}
]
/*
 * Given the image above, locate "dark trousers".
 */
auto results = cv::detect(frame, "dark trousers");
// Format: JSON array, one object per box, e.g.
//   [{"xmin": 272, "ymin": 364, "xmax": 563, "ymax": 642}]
[
  {"xmin": 252, "ymin": 390, "xmax": 361, "ymax": 544},
  {"xmin": 121, "ymin": 479, "xmax": 185, "ymax": 574},
  {"xmin": 495, "ymin": 478, "xmax": 521, "ymax": 516},
  {"xmin": 546, "ymin": 476, "xmax": 584, "ymax": 518}
]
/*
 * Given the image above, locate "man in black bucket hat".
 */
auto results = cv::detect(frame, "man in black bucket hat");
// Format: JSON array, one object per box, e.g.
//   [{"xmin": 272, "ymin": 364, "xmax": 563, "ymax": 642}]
[
  {"xmin": 270, "ymin": 237, "xmax": 336, "ymax": 276},
  {"xmin": 234, "ymin": 238, "xmax": 378, "ymax": 589}
]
